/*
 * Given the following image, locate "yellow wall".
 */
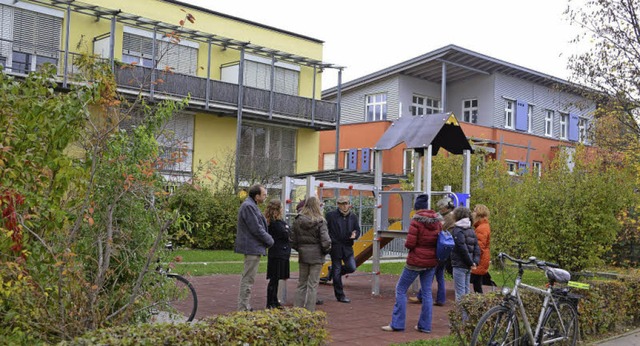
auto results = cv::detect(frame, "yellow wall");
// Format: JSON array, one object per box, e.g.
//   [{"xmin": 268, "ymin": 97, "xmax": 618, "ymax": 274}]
[
  {"xmin": 296, "ymin": 129, "xmax": 320, "ymax": 174},
  {"xmin": 73, "ymin": 0, "xmax": 325, "ymax": 98},
  {"xmin": 192, "ymin": 114, "xmax": 237, "ymax": 173}
]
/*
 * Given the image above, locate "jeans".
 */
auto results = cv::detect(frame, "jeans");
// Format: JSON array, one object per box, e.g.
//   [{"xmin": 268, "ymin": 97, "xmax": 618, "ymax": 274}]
[
  {"xmin": 294, "ymin": 263, "xmax": 322, "ymax": 312},
  {"xmin": 452, "ymin": 267, "xmax": 471, "ymax": 301},
  {"xmin": 390, "ymin": 267, "xmax": 435, "ymax": 332},
  {"xmin": 331, "ymin": 254, "xmax": 356, "ymax": 299},
  {"xmin": 238, "ymin": 255, "xmax": 261, "ymax": 311},
  {"xmin": 434, "ymin": 261, "xmax": 446, "ymax": 304}
]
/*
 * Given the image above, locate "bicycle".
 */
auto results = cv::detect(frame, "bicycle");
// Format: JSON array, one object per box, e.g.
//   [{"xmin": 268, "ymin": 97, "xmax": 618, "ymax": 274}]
[
  {"xmin": 470, "ymin": 252, "xmax": 580, "ymax": 346},
  {"xmin": 142, "ymin": 250, "xmax": 198, "ymax": 323}
]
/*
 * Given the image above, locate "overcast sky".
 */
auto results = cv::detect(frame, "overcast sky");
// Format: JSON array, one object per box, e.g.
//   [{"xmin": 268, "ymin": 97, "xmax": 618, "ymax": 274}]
[{"xmin": 184, "ymin": 0, "xmax": 586, "ymax": 90}]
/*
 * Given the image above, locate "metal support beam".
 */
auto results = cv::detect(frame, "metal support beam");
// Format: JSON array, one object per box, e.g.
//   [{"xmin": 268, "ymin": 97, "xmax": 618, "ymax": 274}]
[
  {"xmin": 311, "ymin": 66, "xmax": 317, "ymax": 126},
  {"xmin": 62, "ymin": 4, "xmax": 71, "ymax": 88},
  {"xmin": 440, "ymin": 62, "xmax": 447, "ymax": 112},
  {"xmin": 269, "ymin": 54, "xmax": 275, "ymax": 119},
  {"xmin": 462, "ymin": 149, "xmax": 471, "ymax": 207},
  {"xmin": 150, "ymin": 26, "xmax": 157, "ymax": 99},
  {"xmin": 372, "ymin": 149, "xmax": 383, "ymax": 295},
  {"xmin": 233, "ymin": 47, "xmax": 246, "ymax": 192},
  {"xmin": 423, "ymin": 145, "xmax": 432, "ymax": 209},
  {"xmin": 334, "ymin": 68, "xmax": 343, "ymax": 169},
  {"xmin": 205, "ymin": 40, "xmax": 211, "ymax": 109},
  {"xmin": 109, "ymin": 16, "xmax": 116, "ymax": 71}
]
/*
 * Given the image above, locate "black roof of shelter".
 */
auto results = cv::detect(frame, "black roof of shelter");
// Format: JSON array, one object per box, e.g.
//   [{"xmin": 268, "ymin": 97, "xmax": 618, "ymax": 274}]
[
  {"xmin": 287, "ymin": 169, "xmax": 406, "ymax": 187},
  {"xmin": 375, "ymin": 113, "xmax": 473, "ymax": 155}
]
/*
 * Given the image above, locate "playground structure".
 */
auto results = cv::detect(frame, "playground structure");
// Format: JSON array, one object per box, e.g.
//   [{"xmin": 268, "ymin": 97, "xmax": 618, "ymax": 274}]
[{"xmin": 281, "ymin": 112, "xmax": 473, "ymax": 295}]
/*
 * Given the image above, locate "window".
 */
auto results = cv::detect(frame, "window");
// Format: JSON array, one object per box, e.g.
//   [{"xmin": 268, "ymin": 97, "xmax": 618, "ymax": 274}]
[
  {"xmin": 462, "ymin": 99, "xmax": 478, "ymax": 123},
  {"xmin": 545, "ymin": 110, "xmax": 554, "ymax": 137},
  {"xmin": 578, "ymin": 118, "xmax": 588, "ymax": 143},
  {"xmin": 238, "ymin": 124, "xmax": 296, "ymax": 183},
  {"xmin": 527, "ymin": 105, "xmax": 533, "ymax": 133},
  {"xmin": 403, "ymin": 149, "xmax": 414, "ymax": 175},
  {"xmin": 532, "ymin": 161, "xmax": 542, "ymax": 177},
  {"xmin": 559, "ymin": 113, "xmax": 568, "ymax": 139},
  {"xmin": 366, "ymin": 93, "xmax": 387, "ymax": 121},
  {"xmin": 323, "ymin": 153, "xmax": 336, "ymax": 170},
  {"xmin": 122, "ymin": 30, "xmax": 198, "ymax": 75},
  {"xmin": 0, "ymin": 5, "xmax": 62, "ymax": 74},
  {"xmin": 157, "ymin": 113, "xmax": 194, "ymax": 181},
  {"xmin": 411, "ymin": 95, "xmax": 440, "ymax": 115},
  {"xmin": 506, "ymin": 161, "xmax": 518, "ymax": 175},
  {"xmin": 244, "ymin": 59, "xmax": 300, "ymax": 95},
  {"xmin": 504, "ymin": 100, "xmax": 514, "ymax": 129}
]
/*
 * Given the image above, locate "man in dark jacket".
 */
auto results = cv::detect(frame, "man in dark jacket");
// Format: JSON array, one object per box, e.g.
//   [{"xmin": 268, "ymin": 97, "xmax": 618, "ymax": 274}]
[
  {"xmin": 325, "ymin": 196, "xmax": 361, "ymax": 303},
  {"xmin": 235, "ymin": 184, "xmax": 274, "ymax": 311}
]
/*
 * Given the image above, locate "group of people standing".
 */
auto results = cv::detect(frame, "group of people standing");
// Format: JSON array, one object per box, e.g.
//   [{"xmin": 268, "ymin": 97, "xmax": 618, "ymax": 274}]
[
  {"xmin": 234, "ymin": 184, "xmax": 361, "ymax": 312},
  {"xmin": 234, "ymin": 183, "xmax": 493, "ymax": 336},
  {"xmin": 382, "ymin": 195, "xmax": 491, "ymax": 333}
]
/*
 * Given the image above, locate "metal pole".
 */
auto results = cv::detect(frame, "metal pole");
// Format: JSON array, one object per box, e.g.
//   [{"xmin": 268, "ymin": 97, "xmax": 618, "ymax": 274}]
[
  {"xmin": 269, "ymin": 54, "xmax": 275, "ymax": 119},
  {"xmin": 424, "ymin": 145, "xmax": 432, "ymax": 209},
  {"xmin": 372, "ymin": 149, "xmax": 383, "ymax": 295},
  {"xmin": 463, "ymin": 149, "xmax": 471, "ymax": 207},
  {"xmin": 311, "ymin": 66, "xmax": 316, "ymax": 126},
  {"xmin": 150, "ymin": 27, "xmax": 157, "ymax": 99},
  {"xmin": 109, "ymin": 16, "xmax": 116, "ymax": 72},
  {"xmin": 62, "ymin": 4, "xmax": 71, "ymax": 88},
  {"xmin": 205, "ymin": 40, "xmax": 211, "ymax": 109},
  {"xmin": 234, "ymin": 47, "xmax": 246, "ymax": 192},
  {"xmin": 334, "ymin": 68, "xmax": 343, "ymax": 169},
  {"xmin": 441, "ymin": 62, "xmax": 447, "ymax": 112}
]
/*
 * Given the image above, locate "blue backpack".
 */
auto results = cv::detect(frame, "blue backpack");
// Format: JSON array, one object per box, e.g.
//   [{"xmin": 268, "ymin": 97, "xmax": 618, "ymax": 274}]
[{"xmin": 436, "ymin": 230, "xmax": 455, "ymax": 262}]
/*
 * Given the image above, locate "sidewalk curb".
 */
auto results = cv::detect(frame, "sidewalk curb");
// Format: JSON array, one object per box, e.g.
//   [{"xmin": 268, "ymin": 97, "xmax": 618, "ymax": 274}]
[{"xmin": 588, "ymin": 327, "xmax": 640, "ymax": 345}]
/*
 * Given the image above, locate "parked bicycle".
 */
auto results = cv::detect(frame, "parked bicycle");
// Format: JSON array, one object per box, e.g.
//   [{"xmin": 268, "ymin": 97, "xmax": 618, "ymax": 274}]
[
  {"xmin": 142, "ymin": 248, "xmax": 198, "ymax": 323},
  {"xmin": 470, "ymin": 252, "xmax": 579, "ymax": 346}
]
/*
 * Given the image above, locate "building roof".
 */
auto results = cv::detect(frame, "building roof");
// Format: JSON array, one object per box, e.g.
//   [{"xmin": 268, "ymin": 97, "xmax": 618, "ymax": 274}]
[
  {"xmin": 323, "ymin": 44, "xmax": 584, "ymax": 98},
  {"xmin": 375, "ymin": 112, "xmax": 473, "ymax": 155}
]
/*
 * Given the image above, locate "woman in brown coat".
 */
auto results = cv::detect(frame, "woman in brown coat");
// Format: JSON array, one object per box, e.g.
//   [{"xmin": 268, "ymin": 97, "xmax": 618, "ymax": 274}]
[
  {"xmin": 291, "ymin": 196, "xmax": 331, "ymax": 311},
  {"xmin": 470, "ymin": 204, "xmax": 491, "ymax": 293}
]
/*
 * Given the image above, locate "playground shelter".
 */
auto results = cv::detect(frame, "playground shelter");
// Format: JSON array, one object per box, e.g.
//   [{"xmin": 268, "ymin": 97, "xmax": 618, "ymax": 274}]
[{"xmin": 281, "ymin": 112, "xmax": 473, "ymax": 295}]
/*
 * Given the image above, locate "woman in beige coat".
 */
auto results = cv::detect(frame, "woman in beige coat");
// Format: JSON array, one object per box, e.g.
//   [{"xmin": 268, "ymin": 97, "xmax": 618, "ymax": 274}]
[{"xmin": 291, "ymin": 196, "xmax": 331, "ymax": 311}]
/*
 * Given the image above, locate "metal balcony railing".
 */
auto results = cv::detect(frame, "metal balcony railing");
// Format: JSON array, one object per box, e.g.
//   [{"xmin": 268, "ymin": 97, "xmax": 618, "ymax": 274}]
[{"xmin": 1, "ymin": 42, "xmax": 338, "ymax": 128}]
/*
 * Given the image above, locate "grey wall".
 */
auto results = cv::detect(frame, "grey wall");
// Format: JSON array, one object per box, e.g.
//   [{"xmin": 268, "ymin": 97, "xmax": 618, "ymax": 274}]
[{"xmin": 447, "ymin": 74, "xmax": 496, "ymax": 127}]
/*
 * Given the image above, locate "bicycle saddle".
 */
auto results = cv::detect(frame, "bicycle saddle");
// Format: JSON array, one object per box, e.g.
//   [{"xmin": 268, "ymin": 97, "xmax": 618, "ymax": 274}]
[{"xmin": 546, "ymin": 267, "xmax": 571, "ymax": 284}]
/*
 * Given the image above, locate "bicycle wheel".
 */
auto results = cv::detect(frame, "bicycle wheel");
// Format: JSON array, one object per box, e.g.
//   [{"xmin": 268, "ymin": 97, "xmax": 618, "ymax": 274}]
[
  {"xmin": 471, "ymin": 305, "xmax": 520, "ymax": 346},
  {"xmin": 149, "ymin": 273, "xmax": 198, "ymax": 322},
  {"xmin": 538, "ymin": 301, "xmax": 578, "ymax": 346}
]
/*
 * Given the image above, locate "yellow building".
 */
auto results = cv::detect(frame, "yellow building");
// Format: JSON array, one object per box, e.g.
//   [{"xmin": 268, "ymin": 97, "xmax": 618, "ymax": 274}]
[{"xmin": 0, "ymin": 0, "xmax": 338, "ymax": 187}]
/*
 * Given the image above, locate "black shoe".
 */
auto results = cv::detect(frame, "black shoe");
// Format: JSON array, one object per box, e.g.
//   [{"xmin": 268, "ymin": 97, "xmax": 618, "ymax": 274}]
[
  {"xmin": 316, "ymin": 299, "xmax": 324, "ymax": 305},
  {"xmin": 337, "ymin": 297, "xmax": 351, "ymax": 303}
]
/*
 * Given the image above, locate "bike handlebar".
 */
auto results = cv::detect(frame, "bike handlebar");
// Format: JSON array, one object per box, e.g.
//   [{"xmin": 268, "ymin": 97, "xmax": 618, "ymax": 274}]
[{"xmin": 498, "ymin": 252, "xmax": 560, "ymax": 269}]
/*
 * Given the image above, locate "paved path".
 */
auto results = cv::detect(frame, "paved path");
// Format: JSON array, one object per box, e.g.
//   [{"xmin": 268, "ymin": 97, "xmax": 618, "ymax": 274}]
[
  {"xmin": 592, "ymin": 329, "xmax": 640, "ymax": 346},
  {"xmin": 187, "ymin": 272, "xmax": 457, "ymax": 345}
]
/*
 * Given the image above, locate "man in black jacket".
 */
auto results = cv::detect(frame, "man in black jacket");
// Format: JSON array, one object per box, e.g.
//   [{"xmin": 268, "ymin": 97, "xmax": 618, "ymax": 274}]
[{"xmin": 325, "ymin": 196, "xmax": 361, "ymax": 303}]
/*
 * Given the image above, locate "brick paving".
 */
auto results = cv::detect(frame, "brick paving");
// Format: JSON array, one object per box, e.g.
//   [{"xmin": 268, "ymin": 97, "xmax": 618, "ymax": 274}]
[{"xmin": 187, "ymin": 272, "xmax": 457, "ymax": 345}]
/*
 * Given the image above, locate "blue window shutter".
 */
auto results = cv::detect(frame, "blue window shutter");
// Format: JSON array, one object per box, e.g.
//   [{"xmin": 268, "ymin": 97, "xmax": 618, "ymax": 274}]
[
  {"xmin": 568, "ymin": 113, "xmax": 579, "ymax": 141},
  {"xmin": 359, "ymin": 148, "xmax": 370, "ymax": 172},
  {"xmin": 515, "ymin": 100, "xmax": 528, "ymax": 131},
  {"xmin": 347, "ymin": 149, "xmax": 357, "ymax": 170},
  {"xmin": 518, "ymin": 161, "xmax": 528, "ymax": 174}
]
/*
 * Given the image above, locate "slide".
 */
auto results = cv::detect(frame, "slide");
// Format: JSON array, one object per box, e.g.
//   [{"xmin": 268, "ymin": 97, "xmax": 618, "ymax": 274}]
[{"xmin": 320, "ymin": 220, "xmax": 403, "ymax": 279}]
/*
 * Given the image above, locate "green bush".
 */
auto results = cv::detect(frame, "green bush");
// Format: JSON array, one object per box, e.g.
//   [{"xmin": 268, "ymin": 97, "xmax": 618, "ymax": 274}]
[
  {"xmin": 447, "ymin": 275, "xmax": 640, "ymax": 344},
  {"xmin": 60, "ymin": 308, "xmax": 329, "ymax": 345},
  {"xmin": 168, "ymin": 184, "xmax": 242, "ymax": 250}
]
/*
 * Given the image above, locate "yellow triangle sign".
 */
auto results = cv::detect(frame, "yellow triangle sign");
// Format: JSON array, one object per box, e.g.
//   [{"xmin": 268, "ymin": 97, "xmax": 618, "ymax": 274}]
[{"xmin": 446, "ymin": 113, "xmax": 459, "ymax": 126}]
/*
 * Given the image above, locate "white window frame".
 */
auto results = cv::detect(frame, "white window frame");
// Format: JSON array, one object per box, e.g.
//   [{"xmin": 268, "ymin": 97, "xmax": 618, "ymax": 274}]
[
  {"xmin": 532, "ymin": 161, "xmax": 542, "ymax": 177},
  {"xmin": 559, "ymin": 113, "xmax": 568, "ymax": 139},
  {"xmin": 545, "ymin": 110, "xmax": 554, "ymax": 137},
  {"xmin": 504, "ymin": 99, "xmax": 514, "ymax": 129},
  {"xmin": 323, "ymin": 153, "xmax": 336, "ymax": 170},
  {"xmin": 506, "ymin": 160, "xmax": 518, "ymax": 176},
  {"xmin": 122, "ymin": 26, "xmax": 199, "ymax": 75},
  {"xmin": 403, "ymin": 149, "xmax": 414, "ymax": 175},
  {"xmin": 411, "ymin": 94, "xmax": 440, "ymax": 116},
  {"xmin": 462, "ymin": 99, "xmax": 478, "ymax": 124},
  {"xmin": 527, "ymin": 105, "xmax": 534, "ymax": 133},
  {"xmin": 365, "ymin": 93, "xmax": 387, "ymax": 122},
  {"xmin": 578, "ymin": 117, "xmax": 588, "ymax": 143}
]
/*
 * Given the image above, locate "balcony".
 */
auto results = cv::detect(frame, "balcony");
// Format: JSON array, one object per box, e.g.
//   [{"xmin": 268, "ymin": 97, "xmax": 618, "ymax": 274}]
[{"xmin": 1, "ymin": 46, "xmax": 338, "ymax": 130}]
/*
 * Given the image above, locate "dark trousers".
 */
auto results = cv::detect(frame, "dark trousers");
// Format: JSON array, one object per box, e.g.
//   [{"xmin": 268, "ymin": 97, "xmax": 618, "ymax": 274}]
[
  {"xmin": 266, "ymin": 278, "xmax": 280, "ymax": 307},
  {"xmin": 331, "ymin": 255, "xmax": 356, "ymax": 299}
]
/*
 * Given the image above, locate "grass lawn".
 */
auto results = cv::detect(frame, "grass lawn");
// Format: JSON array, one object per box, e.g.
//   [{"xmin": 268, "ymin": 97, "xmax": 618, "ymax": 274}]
[{"xmin": 166, "ymin": 249, "xmax": 552, "ymax": 287}]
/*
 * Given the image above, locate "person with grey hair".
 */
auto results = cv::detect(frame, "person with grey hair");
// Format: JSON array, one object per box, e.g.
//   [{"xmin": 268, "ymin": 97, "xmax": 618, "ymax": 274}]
[
  {"xmin": 450, "ymin": 206, "xmax": 480, "ymax": 302},
  {"xmin": 235, "ymin": 184, "xmax": 274, "ymax": 311}
]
